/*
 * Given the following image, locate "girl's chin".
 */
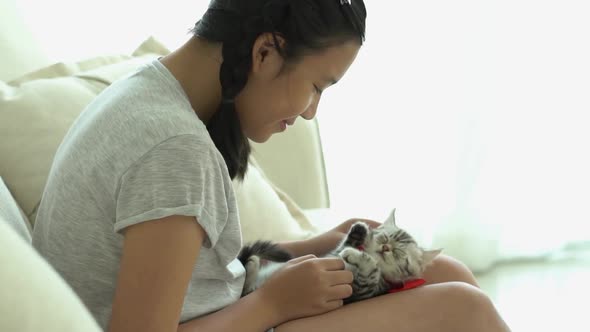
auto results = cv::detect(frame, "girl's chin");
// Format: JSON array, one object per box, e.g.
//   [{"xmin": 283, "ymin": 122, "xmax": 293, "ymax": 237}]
[
  {"xmin": 245, "ymin": 130, "xmax": 272, "ymax": 143},
  {"xmin": 243, "ymin": 123, "xmax": 284, "ymax": 143}
]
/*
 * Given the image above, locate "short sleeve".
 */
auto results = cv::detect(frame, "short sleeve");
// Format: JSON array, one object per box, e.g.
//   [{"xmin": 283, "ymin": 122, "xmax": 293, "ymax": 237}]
[{"xmin": 114, "ymin": 134, "xmax": 230, "ymax": 248}]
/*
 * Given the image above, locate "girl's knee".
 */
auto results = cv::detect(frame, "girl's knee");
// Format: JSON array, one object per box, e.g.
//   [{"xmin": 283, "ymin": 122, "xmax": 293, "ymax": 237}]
[
  {"xmin": 442, "ymin": 282, "xmax": 509, "ymax": 331},
  {"xmin": 423, "ymin": 254, "xmax": 479, "ymax": 287},
  {"xmin": 445, "ymin": 281, "xmax": 490, "ymax": 308}
]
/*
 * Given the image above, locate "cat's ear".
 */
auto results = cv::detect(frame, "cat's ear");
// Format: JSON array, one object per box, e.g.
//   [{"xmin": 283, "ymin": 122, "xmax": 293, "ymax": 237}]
[
  {"xmin": 384, "ymin": 208, "xmax": 397, "ymax": 227},
  {"xmin": 422, "ymin": 249, "xmax": 443, "ymax": 265}
]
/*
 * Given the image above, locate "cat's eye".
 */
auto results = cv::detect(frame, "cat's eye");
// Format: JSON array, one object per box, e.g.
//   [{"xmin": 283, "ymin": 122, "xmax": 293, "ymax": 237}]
[
  {"xmin": 378, "ymin": 234, "xmax": 388, "ymax": 243},
  {"xmin": 393, "ymin": 248, "xmax": 405, "ymax": 257}
]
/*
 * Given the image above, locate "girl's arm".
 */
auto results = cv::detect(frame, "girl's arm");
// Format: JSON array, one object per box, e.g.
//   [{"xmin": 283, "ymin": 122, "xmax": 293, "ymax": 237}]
[
  {"xmin": 178, "ymin": 252, "xmax": 347, "ymax": 332},
  {"xmin": 108, "ymin": 214, "xmax": 352, "ymax": 332},
  {"xmin": 279, "ymin": 231, "xmax": 344, "ymax": 257},
  {"xmin": 279, "ymin": 218, "xmax": 383, "ymax": 257},
  {"xmin": 177, "ymin": 290, "xmax": 281, "ymax": 332},
  {"xmin": 108, "ymin": 215, "xmax": 205, "ymax": 332}
]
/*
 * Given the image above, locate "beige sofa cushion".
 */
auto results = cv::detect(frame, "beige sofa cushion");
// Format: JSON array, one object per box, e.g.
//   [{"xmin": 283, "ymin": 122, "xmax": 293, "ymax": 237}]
[
  {"xmin": 0, "ymin": 37, "xmax": 315, "ymax": 242},
  {"xmin": 235, "ymin": 160, "xmax": 317, "ymax": 243},
  {"xmin": 251, "ymin": 118, "xmax": 330, "ymax": 210},
  {"xmin": 0, "ymin": 177, "xmax": 31, "ymax": 242},
  {"xmin": 0, "ymin": 220, "xmax": 101, "ymax": 332},
  {"xmin": 0, "ymin": 37, "xmax": 168, "ymax": 222}
]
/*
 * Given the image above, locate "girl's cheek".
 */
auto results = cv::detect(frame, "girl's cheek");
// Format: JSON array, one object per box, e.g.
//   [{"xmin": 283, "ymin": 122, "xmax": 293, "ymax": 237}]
[
  {"xmin": 285, "ymin": 75, "xmax": 312, "ymax": 113},
  {"xmin": 290, "ymin": 86, "xmax": 314, "ymax": 115}
]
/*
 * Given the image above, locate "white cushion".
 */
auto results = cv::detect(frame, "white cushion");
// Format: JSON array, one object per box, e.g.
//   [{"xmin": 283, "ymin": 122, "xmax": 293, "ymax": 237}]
[
  {"xmin": 235, "ymin": 160, "xmax": 318, "ymax": 243},
  {"xmin": 0, "ymin": 37, "xmax": 169, "ymax": 223},
  {"xmin": 251, "ymin": 118, "xmax": 330, "ymax": 210},
  {"xmin": 0, "ymin": 220, "xmax": 101, "ymax": 332},
  {"xmin": 0, "ymin": 177, "xmax": 31, "ymax": 242}
]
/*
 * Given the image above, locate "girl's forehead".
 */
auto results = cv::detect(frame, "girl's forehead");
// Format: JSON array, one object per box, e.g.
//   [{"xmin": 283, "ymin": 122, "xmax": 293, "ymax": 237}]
[{"xmin": 296, "ymin": 41, "xmax": 360, "ymax": 78}]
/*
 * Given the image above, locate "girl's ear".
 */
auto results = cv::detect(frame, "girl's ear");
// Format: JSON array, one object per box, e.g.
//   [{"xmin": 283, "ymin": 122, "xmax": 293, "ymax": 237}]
[
  {"xmin": 384, "ymin": 208, "xmax": 397, "ymax": 227},
  {"xmin": 251, "ymin": 33, "xmax": 286, "ymax": 74}
]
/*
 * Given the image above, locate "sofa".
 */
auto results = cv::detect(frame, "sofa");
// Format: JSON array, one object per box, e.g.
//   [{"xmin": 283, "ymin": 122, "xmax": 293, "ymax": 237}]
[{"xmin": 0, "ymin": 2, "xmax": 347, "ymax": 331}]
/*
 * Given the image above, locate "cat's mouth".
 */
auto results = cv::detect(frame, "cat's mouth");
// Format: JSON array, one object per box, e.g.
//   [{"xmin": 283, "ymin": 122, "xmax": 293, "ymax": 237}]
[{"xmin": 377, "ymin": 251, "xmax": 389, "ymax": 259}]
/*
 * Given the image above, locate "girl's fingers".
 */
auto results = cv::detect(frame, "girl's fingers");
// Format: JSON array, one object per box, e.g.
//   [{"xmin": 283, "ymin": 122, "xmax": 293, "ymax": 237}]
[
  {"xmin": 353, "ymin": 218, "xmax": 382, "ymax": 229},
  {"xmin": 326, "ymin": 270, "xmax": 354, "ymax": 286},
  {"xmin": 324, "ymin": 299, "xmax": 344, "ymax": 312},
  {"xmin": 288, "ymin": 254, "xmax": 317, "ymax": 264},
  {"xmin": 326, "ymin": 284, "xmax": 353, "ymax": 301},
  {"xmin": 315, "ymin": 257, "xmax": 346, "ymax": 271}
]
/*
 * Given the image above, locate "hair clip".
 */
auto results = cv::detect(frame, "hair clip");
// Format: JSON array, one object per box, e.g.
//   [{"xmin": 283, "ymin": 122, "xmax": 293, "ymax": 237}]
[{"xmin": 338, "ymin": 0, "xmax": 364, "ymax": 42}]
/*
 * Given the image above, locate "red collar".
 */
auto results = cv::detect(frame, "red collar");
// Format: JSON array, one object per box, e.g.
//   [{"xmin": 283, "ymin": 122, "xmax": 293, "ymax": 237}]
[{"xmin": 387, "ymin": 278, "xmax": 426, "ymax": 293}]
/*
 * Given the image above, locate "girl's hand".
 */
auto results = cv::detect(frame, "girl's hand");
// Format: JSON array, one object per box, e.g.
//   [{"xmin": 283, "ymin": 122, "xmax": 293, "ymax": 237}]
[
  {"xmin": 330, "ymin": 218, "xmax": 382, "ymax": 237},
  {"xmin": 278, "ymin": 218, "xmax": 382, "ymax": 258},
  {"xmin": 258, "ymin": 255, "xmax": 353, "ymax": 322}
]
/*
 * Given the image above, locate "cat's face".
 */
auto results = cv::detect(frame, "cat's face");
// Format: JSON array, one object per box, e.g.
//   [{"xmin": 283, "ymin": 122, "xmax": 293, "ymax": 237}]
[{"xmin": 364, "ymin": 210, "xmax": 441, "ymax": 282}]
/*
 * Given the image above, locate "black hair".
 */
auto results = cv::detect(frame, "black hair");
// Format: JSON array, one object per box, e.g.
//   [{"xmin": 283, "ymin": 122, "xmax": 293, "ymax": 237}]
[{"xmin": 192, "ymin": 0, "xmax": 367, "ymax": 181}]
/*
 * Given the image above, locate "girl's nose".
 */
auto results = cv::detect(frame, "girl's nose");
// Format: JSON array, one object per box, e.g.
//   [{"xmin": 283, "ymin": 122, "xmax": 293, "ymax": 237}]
[
  {"xmin": 301, "ymin": 96, "xmax": 320, "ymax": 120},
  {"xmin": 301, "ymin": 104, "xmax": 317, "ymax": 120}
]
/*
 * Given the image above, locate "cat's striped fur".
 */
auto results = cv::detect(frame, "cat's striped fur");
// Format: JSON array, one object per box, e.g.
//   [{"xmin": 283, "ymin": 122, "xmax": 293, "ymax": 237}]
[{"xmin": 238, "ymin": 209, "xmax": 441, "ymax": 303}]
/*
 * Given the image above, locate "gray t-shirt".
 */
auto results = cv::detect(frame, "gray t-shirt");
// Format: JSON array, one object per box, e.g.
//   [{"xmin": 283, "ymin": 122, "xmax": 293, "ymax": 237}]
[{"xmin": 32, "ymin": 59, "xmax": 246, "ymax": 329}]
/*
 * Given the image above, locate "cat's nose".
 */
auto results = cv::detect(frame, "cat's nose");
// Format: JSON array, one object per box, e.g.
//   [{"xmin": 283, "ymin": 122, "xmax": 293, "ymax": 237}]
[{"xmin": 381, "ymin": 245, "xmax": 390, "ymax": 252}]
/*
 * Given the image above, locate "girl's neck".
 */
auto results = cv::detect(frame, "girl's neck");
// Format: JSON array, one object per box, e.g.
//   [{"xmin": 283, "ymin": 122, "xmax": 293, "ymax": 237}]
[{"xmin": 159, "ymin": 36, "xmax": 224, "ymax": 125}]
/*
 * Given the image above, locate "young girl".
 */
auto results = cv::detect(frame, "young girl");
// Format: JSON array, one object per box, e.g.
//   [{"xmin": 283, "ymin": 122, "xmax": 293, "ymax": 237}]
[{"xmin": 32, "ymin": 0, "xmax": 510, "ymax": 331}]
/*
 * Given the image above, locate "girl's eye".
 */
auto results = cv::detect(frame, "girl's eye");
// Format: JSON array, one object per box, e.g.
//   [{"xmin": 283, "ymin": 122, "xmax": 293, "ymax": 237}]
[{"xmin": 313, "ymin": 84, "xmax": 323, "ymax": 94}]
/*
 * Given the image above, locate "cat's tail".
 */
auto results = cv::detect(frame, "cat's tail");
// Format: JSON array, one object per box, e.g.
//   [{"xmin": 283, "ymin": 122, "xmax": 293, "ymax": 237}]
[{"xmin": 238, "ymin": 240, "xmax": 293, "ymax": 265}]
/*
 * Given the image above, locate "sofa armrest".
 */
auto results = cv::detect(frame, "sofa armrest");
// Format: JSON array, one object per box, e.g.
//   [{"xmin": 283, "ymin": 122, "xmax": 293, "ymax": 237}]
[
  {"xmin": 0, "ymin": 221, "xmax": 102, "ymax": 331},
  {"xmin": 0, "ymin": 177, "xmax": 32, "ymax": 242}
]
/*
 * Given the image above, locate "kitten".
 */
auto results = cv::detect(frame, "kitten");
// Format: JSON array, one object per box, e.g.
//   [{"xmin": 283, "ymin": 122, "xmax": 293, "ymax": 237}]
[{"xmin": 238, "ymin": 209, "xmax": 441, "ymax": 303}]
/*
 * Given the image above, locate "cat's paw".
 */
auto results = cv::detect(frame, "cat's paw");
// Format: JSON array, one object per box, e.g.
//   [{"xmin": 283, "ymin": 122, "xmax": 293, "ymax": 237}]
[
  {"xmin": 340, "ymin": 247, "xmax": 376, "ymax": 266},
  {"xmin": 356, "ymin": 253, "xmax": 378, "ymax": 277},
  {"xmin": 242, "ymin": 256, "xmax": 260, "ymax": 296},
  {"xmin": 346, "ymin": 221, "xmax": 370, "ymax": 246},
  {"xmin": 244, "ymin": 255, "xmax": 261, "ymax": 273},
  {"xmin": 340, "ymin": 247, "xmax": 363, "ymax": 265},
  {"xmin": 340, "ymin": 247, "xmax": 378, "ymax": 279}
]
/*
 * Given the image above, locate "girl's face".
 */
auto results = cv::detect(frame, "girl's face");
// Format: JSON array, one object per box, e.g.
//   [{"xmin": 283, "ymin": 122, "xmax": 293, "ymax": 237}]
[{"xmin": 235, "ymin": 35, "xmax": 360, "ymax": 143}]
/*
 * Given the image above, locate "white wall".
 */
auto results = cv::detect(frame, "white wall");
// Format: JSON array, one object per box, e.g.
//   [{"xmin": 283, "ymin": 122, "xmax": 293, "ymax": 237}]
[
  {"xmin": 9, "ymin": 0, "xmax": 209, "ymax": 63},
  {"xmin": 318, "ymin": 0, "xmax": 590, "ymax": 253}
]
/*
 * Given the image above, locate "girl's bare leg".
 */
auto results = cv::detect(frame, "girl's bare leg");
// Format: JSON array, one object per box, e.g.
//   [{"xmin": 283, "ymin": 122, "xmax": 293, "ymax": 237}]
[
  {"xmin": 276, "ymin": 282, "xmax": 511, "ymax": 332},
  {"xmin": 422, "ymin": 254, "xmax": 480, "ymax": 287}
]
